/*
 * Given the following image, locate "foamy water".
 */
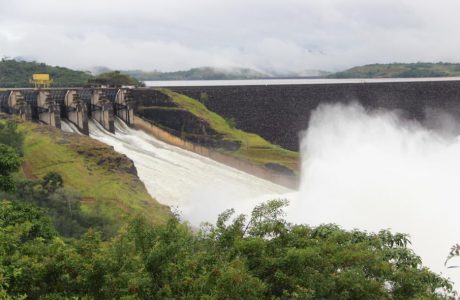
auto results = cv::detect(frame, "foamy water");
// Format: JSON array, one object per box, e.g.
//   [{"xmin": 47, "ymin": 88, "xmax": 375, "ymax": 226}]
[
  {"xmin": 62, "ymin": 119, "xmax": 292, "ymax": 225},
  {"xmin": 289, "ymin": 102, "xmax": 460, "ymax": 287}
]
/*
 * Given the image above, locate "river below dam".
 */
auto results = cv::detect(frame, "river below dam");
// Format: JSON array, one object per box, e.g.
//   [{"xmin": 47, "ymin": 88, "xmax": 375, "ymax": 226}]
[{"xmin": 63, "ymin": 103, "xmax": 460, "ymax": 288}]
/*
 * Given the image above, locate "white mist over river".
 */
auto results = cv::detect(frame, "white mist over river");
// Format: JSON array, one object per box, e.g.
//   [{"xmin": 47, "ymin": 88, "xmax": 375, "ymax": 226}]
[
  {"xmin": 290, "ymin": 102, "xmax": 460, "ymax": 287},
  {"xmin": 63, "ymin": 104, "xmax": 460, "ymax": 287}
]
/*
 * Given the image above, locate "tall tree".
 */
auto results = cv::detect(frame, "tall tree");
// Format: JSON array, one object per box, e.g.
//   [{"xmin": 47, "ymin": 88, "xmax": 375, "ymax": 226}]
[{"xmin": 0, "ymin": 144, "xmax": 21, "ymax": 192}]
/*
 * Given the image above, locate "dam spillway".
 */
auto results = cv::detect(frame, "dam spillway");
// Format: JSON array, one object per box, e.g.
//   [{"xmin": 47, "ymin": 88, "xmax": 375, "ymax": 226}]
[
  {"xmin": 62, "ymin": 119, "xmax": 292, "ymax": 225},
  {"xmin": 0, "ymin": 88, "xmax": 134, "ymax": 134}
]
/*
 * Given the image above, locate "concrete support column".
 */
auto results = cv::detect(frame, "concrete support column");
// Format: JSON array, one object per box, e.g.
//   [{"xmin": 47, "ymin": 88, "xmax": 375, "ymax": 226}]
[
  {"xmin": 115, "ymin": 89, "xmax": 134, "ymax": 125},
  {"xmin": 37, "ymin": 90, "xmax": 61, "ymax": 129},
  {"xmin": 8, "ymin": 91, "xmax": 32, "ymax": 121},
  {"xmin": 64, "ymin": 90, "xmax": 89, "ymax": 135},
  {"xmin": 91, "ymin": 89, "xmax": 115, "ymax": 133}
]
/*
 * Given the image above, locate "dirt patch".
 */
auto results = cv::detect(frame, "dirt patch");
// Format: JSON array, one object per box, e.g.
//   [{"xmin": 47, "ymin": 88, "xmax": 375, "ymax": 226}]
[{"xmin": 21, "ymin": 161, "xmax": 38, "ymax": 179}]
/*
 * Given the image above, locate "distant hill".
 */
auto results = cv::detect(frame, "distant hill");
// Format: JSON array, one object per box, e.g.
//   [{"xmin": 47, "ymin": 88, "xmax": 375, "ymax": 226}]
[
  {"xmin": 0, "ymin": 59, "xmax": 93, "ymax": 88},
  {"xmin": 268, "ymin": 69, "xmax": 331, "ymax": 78},
  {"xmin": 329, "ymin": 62, "xmax": 460, "ymax": 78},
  {"xmin": 122, "ymin": 67, "xmax": 333, "ymax": 81},
  {"xmin": 122, "ymin": 67, "xmax": 270, "ymax": 81}
]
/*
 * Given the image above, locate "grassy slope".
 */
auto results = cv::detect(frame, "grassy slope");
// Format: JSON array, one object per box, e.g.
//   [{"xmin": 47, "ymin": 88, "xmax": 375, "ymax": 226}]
[
  {"xmin": 330, "ymin": 62, "xmax": 460, "ymax": 78},
  {"xmin": 18, "ymin": 120, "xmax": 170, "ymax": 224},
  {"xmin": 160, "ymin": 88, "xmax": 300, "ymax": 172}
]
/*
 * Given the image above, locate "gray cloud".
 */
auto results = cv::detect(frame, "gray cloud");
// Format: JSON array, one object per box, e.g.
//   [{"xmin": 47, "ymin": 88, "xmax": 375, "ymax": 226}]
[{"xmin": 0, "ymin": 0, "xmax": 459, "ymax": 72}]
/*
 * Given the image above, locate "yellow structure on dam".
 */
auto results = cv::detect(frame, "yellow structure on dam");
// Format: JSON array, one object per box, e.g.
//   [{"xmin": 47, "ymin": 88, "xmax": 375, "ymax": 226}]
[{"xmin": 30, "ymin": 74, "xmax": 53, "ymax": 89}]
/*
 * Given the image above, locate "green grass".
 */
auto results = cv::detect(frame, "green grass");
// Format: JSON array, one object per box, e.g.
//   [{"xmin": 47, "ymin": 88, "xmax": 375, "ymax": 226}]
[
  {"xmin": 18, "ymin": 121, "xmax": 170, "ymax": 224},
  {"xmin": 159, "ymin": 88, "xmax": 300, "ymax": 172}
]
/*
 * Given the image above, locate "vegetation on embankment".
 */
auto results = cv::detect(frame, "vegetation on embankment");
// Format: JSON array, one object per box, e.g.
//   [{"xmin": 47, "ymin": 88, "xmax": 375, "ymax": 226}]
[
  {"xmin": 329, "ymin": 62, "xmax": 460, "ymax": 78},
  {"xmin": 158, "ymin": 88, "xmax": 300, "ymax": 174},
  {"xmin": 12, "ymin": 117, "xmax": 170, "ymax": 226}
]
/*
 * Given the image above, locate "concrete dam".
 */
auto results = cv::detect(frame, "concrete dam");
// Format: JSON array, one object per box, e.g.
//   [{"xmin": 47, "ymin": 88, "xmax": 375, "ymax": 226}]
[
  {"xmin": 170, "ymin": 80, "xmax": 460, "ymax": 151},
  {"xmin": 4, "ymin": 80, "xmax": 460, "ymax": 154}
]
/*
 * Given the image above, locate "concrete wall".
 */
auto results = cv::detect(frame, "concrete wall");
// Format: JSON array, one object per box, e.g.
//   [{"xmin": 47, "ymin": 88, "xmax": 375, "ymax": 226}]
[
  {"xmin": 171, "ymin": 81, "xmax": 460, "ymax": 151},
  {"xmin": 133, "ymin": 116, "xmax": 298, "ymax": 189}
]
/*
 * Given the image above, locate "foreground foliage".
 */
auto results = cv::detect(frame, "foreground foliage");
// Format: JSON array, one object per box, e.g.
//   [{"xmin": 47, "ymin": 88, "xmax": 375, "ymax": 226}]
[
  {"xmin": 0, "ymin": 199, "xmax": 455, "ymax": 299},
  {"xmin": 0, "ymin": 117, "xmax": 454, "ymax": 298}
]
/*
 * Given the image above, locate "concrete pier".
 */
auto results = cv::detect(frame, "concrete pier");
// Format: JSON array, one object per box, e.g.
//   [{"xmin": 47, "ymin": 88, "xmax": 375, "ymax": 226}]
[
  {"xmin": 90, "ymin": 89, "xmax": 115, "ymax": 133},
  {"xmin": 64, "ymin": 90, "xmax": 89, "ymax": 134},
  {"xmin": 0, "ymin": 91, "xmax": 33, "ymax": 121},
  {"xmin": 37, "ymin": 90, "xmax": 61, "ymax": 128},
  {"xmin": 115, "ymin": 89, "xmax": 134, "ymax": 125}
]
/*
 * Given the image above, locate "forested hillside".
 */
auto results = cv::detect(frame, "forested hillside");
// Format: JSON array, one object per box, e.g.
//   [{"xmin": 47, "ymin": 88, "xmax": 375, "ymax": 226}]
[
  {"xmin": 0, "ymin": 59, "xmax": 93, "ymax": 87},
  {"xmin": 123, "ymin": 66, "xmax": 268, "ymax": 80},
  {"xmin": 330, "ymin": 62, "xmax": 460, "ymax": 78}
]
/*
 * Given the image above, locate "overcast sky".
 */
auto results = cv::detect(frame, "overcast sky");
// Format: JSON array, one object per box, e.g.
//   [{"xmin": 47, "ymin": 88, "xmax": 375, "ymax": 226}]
[{"xmin": 0, "ymin": 0, "xmax": 459, "ymax": 73}]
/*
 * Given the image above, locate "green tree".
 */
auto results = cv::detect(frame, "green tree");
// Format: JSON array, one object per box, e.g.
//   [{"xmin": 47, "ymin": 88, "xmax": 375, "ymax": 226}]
[
  {"xmin": 0, "ymin": 198, "xmax": 455, "ymax": 299},
  {"xmin": 42, "ymin": 171, "xmax": 64, "ymax": 193},
  {"xmin": 91, "ymin": 71, "xmax": 145, "ymax": 87},
  {"xmin": 12, "ymin": 173, "xmax": 113, "ymax": 239},
  {"xmin": 0, "ymin": 144, "xmax": 21, "ymax": 192},
  {"xmin": 0, "ymin": 120, "xmax": 24, "ymax": 156},
  {"xmin": 201, "ymin": 200, "xmax": 455, "ymax": 299}
]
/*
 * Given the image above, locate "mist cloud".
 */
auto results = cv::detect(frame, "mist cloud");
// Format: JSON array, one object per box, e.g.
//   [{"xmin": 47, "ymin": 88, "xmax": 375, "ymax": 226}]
[
  {"xmin": 291, "ymin": 102, "xmax": 460, "ymax": 286},
  {"xmin": 0, "ymin": 0, "xmax": 459, "ymax": 72}
]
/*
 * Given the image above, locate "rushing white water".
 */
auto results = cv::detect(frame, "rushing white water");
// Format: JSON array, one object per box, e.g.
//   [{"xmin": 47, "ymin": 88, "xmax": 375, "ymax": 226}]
[
  {"xmin": 288, "ymin": 102, "xmax": 460, "ymax": 287},
  {"xmin": 60, "ymin": 121, "xmax": 83, "ymax": 135},
  {"xmin": 62, "ymin": 119, "xmax": 292, "ymax": 226},
  {"xmin": 63, "ymin": 104, "xmax": 460, "ymax": 287}
]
